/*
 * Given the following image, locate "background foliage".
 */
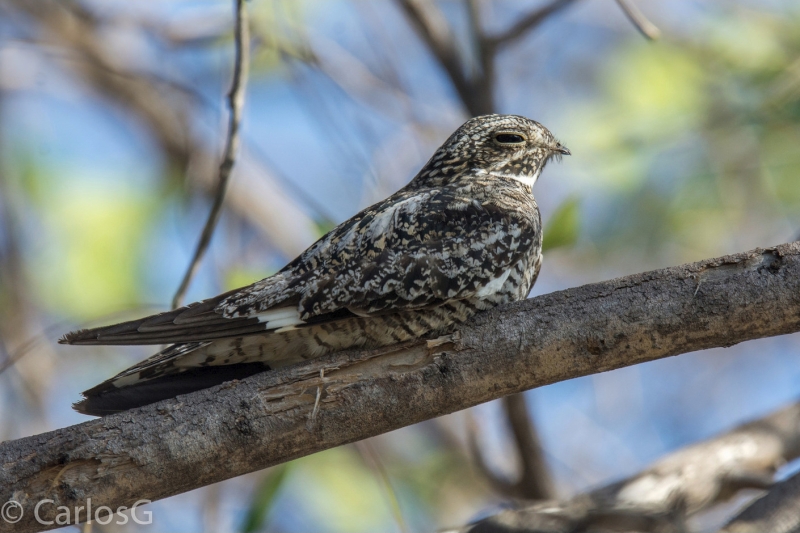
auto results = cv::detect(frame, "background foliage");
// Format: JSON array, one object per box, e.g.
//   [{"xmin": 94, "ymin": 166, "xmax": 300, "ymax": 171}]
[{"xmin": 0, "ymin": 1, "xmax": 799, "ymax": 531}]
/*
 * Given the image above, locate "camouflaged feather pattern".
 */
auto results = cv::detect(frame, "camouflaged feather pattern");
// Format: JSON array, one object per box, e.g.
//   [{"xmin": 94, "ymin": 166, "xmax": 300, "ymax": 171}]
[{"xmin": 61, "ymin": 114, "xmax": 568, "ymax": 414}]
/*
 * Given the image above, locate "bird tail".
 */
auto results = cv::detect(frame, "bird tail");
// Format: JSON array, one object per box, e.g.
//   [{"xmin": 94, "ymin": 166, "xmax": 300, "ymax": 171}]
[{"xmin": 74, "ymin": 341, "xmax": 272, "ymax": 416}]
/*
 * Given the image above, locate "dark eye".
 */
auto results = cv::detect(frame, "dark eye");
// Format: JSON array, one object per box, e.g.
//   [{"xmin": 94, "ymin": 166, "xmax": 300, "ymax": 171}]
[{"xmin": 494, "ymin": 133, "xmax": 526, "ymax": 145}]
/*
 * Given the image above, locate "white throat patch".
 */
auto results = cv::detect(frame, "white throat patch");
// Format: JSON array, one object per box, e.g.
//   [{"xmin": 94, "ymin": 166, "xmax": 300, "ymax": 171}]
[{"xmin": 480, "ymin": 168, "xmax": 542, "ymax": 188}]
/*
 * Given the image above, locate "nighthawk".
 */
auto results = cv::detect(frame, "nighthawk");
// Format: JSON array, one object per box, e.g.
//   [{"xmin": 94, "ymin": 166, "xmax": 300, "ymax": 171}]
[{"xmin": 61, "ymin": 114, "xmax": 569, "ymax": 416}]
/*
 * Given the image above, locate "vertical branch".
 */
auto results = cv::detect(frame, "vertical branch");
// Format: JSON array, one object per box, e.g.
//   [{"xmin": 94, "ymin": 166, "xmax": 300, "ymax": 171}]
[
  {"xmin": 172, "ymin": 0, "xmax": 250, "ymax": 309},
  {"xmin": 502, "ymin": 394, "xmax": 555, "ymax": 499},
  {"xmin": 394, "ymin": 0, "xmax": 583, "ymax": 502},
  {"xmin": 465, "ymin": 0, "xmax": 495, "ymax": 116},
  {"xmin": 393, "ymin": 0, "xmax": 478, "ymax": 114}
]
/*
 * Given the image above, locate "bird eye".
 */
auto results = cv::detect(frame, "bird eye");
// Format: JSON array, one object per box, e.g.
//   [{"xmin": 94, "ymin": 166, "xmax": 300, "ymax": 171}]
[{"xmin": 494, "ymin": 133, "xmax": 526, "ymax": 145}]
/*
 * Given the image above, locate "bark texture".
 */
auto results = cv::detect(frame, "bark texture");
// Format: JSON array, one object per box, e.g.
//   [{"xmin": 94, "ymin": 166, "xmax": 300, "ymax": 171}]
[{"xmin": 2, "ymin": 242, "xmax": 800, "ymax": 532}]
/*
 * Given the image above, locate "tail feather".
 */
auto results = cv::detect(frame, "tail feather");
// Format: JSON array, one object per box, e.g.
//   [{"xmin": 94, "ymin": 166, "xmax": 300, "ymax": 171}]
[
  {"xmin": 74, "ymin": 362, "xmax": 270, "ymax": 416},
  {"xmin": 73, "ymin": 333, "xmax": 317, "ymax": 416}
]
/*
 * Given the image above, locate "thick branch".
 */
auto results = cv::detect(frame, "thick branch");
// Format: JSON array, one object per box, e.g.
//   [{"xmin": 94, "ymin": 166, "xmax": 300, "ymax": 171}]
[
  {"xmin": 459, "ymin": 401, "xmax": 800, "ymax": 533},
  {"xmin": 2, "ymin": 243, "xmax": 800, "ymax": 532}
]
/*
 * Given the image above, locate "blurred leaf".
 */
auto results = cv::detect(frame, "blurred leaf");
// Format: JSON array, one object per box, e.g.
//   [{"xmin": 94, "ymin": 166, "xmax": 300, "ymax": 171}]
[
  {"xmin": 36, "ymin": 192, "xmax": 152, "ymax": 318},
  {"xmin": 287, "ymin": 447, "xmax": 396, "ymax": 532},
  {"xmin": 249, "ymin": 0, "xmax": 315, "ymax": 75},
  {"xmin": 314, "ymin": 217, "xmax": 337, "ymax": 238},
  {"xmin": 542, "ymin": 197, "xmax": 580, "ymax": 253},
  {"xmin": 19, "ymin": 162, "xmax": 168, "ymax": 320},
  {"xmin": 240, "ymin": 464, "xmax": 291, "ymax": 533},
  {"xmin": 224, "ymin": 267, "xmax": 274, "ymax": 291},
  {"xmin": 562, "ymin": 8, "xmax": 800, "ymax": 263}
]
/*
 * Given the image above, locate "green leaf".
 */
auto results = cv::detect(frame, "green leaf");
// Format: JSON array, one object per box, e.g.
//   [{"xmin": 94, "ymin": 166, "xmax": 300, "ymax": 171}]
[
  {"xmin": 542, "ymin": 197, "xmax": 580, "ymax": 253},
  {"xmin": 223, "ymin": 267, "xmax": 274, "ymax": 292},
  {"xmin": 240, "ymin": 464, "xmax": 291, "ymax": 533}
]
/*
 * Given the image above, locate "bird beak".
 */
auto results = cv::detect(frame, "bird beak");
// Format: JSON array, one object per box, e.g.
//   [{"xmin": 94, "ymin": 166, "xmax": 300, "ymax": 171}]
[{"xmin": 553, "ymin": 143, "xmax": 571, "ymax": 156}]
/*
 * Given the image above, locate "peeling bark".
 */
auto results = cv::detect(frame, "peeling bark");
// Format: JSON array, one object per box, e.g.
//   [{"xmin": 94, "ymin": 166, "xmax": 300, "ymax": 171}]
[{"xmin": 1, "ymin": 242, "xmax": 800, "ymax": 532}]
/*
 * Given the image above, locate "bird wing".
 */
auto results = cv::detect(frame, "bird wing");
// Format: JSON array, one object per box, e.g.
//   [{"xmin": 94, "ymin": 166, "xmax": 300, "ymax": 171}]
[
  {"xmin": 61, "ymin": 187, "xmax": 539, "ymax": 346},
  {"xmin": 223, "ymin": 186, "xmax": 540, "ymax": 318}
]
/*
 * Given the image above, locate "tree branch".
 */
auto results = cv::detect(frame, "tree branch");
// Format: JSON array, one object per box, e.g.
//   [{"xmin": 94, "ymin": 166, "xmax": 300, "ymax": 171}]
[
  {"xmin": 2, "ymin": 242, "xmax": 800, "ymax": 532},
  {"xmin": 467, "ymin": 394, "xmax": 556, "ymax": 500},
  {"xmin": 458, "ymin": 400, "xmax": 800, "ymax": 533},
  {"xmin": 393, "ymin": 0, "xmax": 480, "ymax": 113},
  {"xmin": 503, "ymin": 394, "xmax": 556, "ymax": 500},
  {"xmin": 171, "ymin": 0, "xmax": 250, "ymax": 309},
  {"xmin": 614, "ymin": 0, "xmax": 661, "ymax": 40},
  {"xmin": 487, "ymin": 0, "xmax": 579, "ymax": 50},
  {"xmin": 718, "ymin": 462, "xmax": 800, "ymax": 533},
  {"xmin": 8, "ymin": 0, "xmax": 319, "ymax": 259}
]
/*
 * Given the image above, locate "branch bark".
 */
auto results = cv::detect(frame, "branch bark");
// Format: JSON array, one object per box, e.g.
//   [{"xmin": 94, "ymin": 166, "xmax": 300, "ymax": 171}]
[
  {"xmin": 2, "ymin": 242, "xmax": 800, "ymax": 532},
  {"xmin": 457, "ymin": 401, "xmax": 800, "ymax": 533}
]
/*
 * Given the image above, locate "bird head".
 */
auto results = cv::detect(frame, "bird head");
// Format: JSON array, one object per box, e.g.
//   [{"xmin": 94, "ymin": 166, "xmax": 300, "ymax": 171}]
[{"xmin": 412, "ymin": 114, "xmax": 569, "ymax": 189}]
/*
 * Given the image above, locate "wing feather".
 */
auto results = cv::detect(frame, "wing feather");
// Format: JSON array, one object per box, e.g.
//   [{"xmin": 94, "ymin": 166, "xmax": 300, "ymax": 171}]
[{"xmin": 61, "ymin": 186, "xmax": 538, "ymax": 347}]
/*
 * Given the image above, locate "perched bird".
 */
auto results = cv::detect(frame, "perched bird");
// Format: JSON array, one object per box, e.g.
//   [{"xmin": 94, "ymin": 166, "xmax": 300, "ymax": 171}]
[{"xmin": 61, "ymin": 114, "xmax": 569, "ymax": 416}]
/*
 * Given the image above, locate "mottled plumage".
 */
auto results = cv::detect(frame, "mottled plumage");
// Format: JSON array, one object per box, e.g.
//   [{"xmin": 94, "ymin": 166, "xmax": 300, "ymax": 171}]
[{"xmin": 61, "ymin": 114, "xmax": 569, "ymax": 415}]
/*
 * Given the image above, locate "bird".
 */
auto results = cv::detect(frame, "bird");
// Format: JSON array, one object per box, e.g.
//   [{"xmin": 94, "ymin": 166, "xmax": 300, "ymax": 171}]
[{"xmin": 61, "ymin": 114, "xmax": 569, "ymax": 416}]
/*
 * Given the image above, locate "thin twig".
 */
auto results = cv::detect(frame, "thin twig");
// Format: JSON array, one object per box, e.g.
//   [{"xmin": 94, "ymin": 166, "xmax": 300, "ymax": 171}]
[
  {"xmin": 487, "ymin": 0, "xmax": 579, "ymax": 50},
  {"xmin": 614, "ymin": 0, "xmax": 661, "ymax": 40},
  {"xmin": 171, "ymin": 0, "xmax": 250, "ymax": 309},
  {"xmin": 354, "ymin": 440, "xmax": 409, "ymax": 533}
]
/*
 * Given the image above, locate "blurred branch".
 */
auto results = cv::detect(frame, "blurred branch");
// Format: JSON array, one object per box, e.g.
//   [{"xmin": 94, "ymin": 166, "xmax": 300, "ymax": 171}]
[
  {"xmin": 396, "ymin": 0, "xmax": 580, "ymax": 116},
  {"xmin": 354, "ymin": 440, "xmax": 409, "ymax": 533},
  {"xmin": 467, "ymin": 411, "xmax": 519, "ymax": 497},
  {"xmin": 457, "ymin": 401, "xmax": 800, "ymax": 533},
  {"xmin": 0, "ymin": 94, "xmax": 49, "ymax": 409},
  {"xmin": 396, "ymin": 0, "xmax": 659, "ymax": 116},
  {"xmin": 2, "ymin": 242, "xmax": 800, "ymax": 532},
  {"xmin": 7, "ymin": 0, "xmax": 319, "ymax": 259},
  {"xmin": 487, "ymin": 0, "xmax": 579, "ymax": 50},
  {"xmin": 394, "ymin": 0, "xmax": 582, "ymax": 497},
  {"xmin": 614, "ymin": 0, "xmax": 661, "ymax": 40},
  {"xmin": 719, "ymin": 467, "xmax": 800, "ymax": 533},
  {"xmin": 394, "ymin": 0, "xmax": 484, "ymax": 114},
  {"xmin": 467, "ymin": 395, "xmax": 555, "ymax": 500},
  {"xmin": 172, "ymin": 0, "xmax": 250, "ymax": 309},
  {"xmin": 503, "ymin": 394, "xmax": 555, "ymax": 500},
  {"xmin": 9, "ymin": 0, "xmax": 193, "ymax": 168}
]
